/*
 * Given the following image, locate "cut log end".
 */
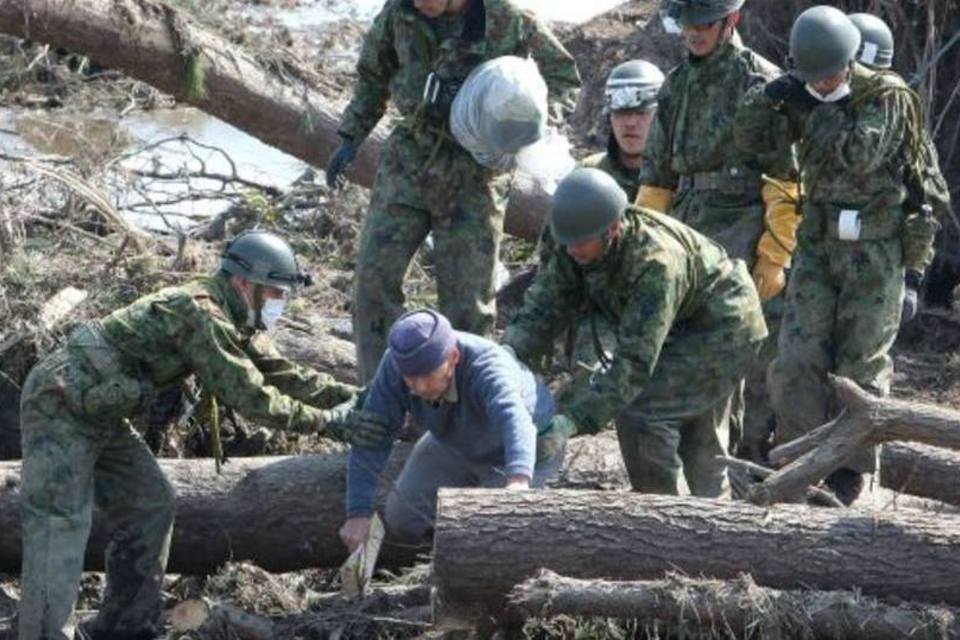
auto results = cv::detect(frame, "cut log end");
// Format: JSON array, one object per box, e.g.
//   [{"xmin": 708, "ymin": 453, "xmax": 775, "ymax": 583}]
[{"xmin": 169, "ymin": 598, "xmax": 211, "ymax": 631}]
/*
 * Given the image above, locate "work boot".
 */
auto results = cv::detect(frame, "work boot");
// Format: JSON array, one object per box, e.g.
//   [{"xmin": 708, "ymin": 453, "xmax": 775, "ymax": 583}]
[{"xmin": 824, "ymin": 467, "xmax": 864, "ymax": 506}]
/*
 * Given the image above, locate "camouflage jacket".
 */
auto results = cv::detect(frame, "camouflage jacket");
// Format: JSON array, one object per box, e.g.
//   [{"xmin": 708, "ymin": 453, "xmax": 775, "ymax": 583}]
[
  {"xmin": 736, "ymin": 64, "xmax": 928, "ymax": 248},
  {"xmin": 641, "ymin": 32, "xmax": 798, "ymax": 262},
  {"xmin": 581, "ymin": 149, "xmax": 640, "ymax": 202},
  {"xmin": 506, "ymin": 208, "xmax": 767, "ymax": 428},
  {"xmin": 337, "ymin": 0, "xmax": 581, "ymax": 145},
  {"xmin": 99, "ymin": 274, "xmax": 356, "ymax": 433}
]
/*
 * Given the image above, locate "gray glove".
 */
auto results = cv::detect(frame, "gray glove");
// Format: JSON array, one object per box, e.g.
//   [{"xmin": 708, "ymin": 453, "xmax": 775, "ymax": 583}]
[
  {"xmin": 323, "ymin": 397, "xmax": 391, "ymax": 448},
  {"xmin": 325, "ymin": 136, "xmax": 358, "ymax": 188}
]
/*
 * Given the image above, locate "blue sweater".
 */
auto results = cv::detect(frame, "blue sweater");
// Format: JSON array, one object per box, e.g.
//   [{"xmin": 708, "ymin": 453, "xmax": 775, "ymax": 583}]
[{"xmin": 346, "ymin": 332, "xmax": 554, "ymax": 517}]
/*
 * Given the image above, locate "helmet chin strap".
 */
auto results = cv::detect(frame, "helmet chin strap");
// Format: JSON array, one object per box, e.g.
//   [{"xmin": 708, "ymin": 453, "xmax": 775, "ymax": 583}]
[{"xmin": 244, "ymin": 282, "xmax": 266, "ymax": 330}]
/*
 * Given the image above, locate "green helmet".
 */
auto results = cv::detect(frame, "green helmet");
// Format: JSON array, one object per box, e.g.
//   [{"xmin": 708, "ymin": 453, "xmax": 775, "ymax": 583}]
[
  {"xmin": 848, "ymin": 13, "xmax": 894, "ymax": 69},
  {"xmin": 789, "ymin": 6, "xmax": 861, "ymax": 83},
  {"xmin": 220, "ymin": 230, "xmax": 311, "ymax": 291},
  {"xmin": 550, "ymin": 168, "xmax": 627, "ymax": 246},
  {"xmin": 604, "ymin": 60, "xmax": 665, "ymax": 113},
  {"xmin": 665, "ymin": 0, "xmax": 745, "ymax": 28}
]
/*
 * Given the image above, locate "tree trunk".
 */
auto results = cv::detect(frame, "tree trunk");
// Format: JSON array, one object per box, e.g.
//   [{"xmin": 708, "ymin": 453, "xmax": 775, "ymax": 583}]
[
  {"xmin": 0, "ymin": 433, "xmax": 626, "ymax": 574},
  {"xmin": 750, "ymin": 375, "xmax": 960, "ymax": 505},
  {"xmin": 0, "ymin": 0, "xmax": 547, "ymax": 240},
  {"xmin": 881, "ymin": 442, "xmax": 960, "ymax": 508},
  {"xmin": 509, "ymin": 570, "xmax": 960, "ymax": 640},
  {"xmin": 432, "ymin": 489, "xmax": 960, "ymax": 618}
]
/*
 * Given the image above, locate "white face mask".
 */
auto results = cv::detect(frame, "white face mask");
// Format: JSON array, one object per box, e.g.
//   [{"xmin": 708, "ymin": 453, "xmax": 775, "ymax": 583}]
[
  {"xmin": 805, "ymin": 82, "xmax": 852, "ymax": 103},
  {"xmin": 259, "ymin": 298, "xmax": 286, "ymax": 331}
]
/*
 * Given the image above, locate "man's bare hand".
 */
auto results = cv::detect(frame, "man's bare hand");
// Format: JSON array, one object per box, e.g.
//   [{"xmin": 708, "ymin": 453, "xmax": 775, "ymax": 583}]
[{"xmin": 339, "ymin": 516, "xmax": 372, "ymax": 552}]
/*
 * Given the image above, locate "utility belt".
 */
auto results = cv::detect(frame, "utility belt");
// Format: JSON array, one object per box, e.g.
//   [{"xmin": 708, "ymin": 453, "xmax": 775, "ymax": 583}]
[
  {"xmin": 64, "ymin": 322, "xmax": 152, "ymax": 420},
  {"xmin": 807, "ymin": 202, "xmax": 903, "ymax": 242},
  {"xmin": 677, "ymin": 167, "xmax": 762, "ymax": 196}
]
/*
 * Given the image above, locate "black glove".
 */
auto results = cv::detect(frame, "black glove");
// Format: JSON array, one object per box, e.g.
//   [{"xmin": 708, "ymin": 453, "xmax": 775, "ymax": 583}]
[
  {"xmin": 325, "ymin": 136, "xmax": 358, "ymax": 189},
  {"xmin": 323, "ymin": 399, "xmax": 391, "ymax": 448},
  {"xmin": 764, "ymin": 74, "xmax": 820, "ymax": 114},
  {"xmin": 901, "ymin": 270, "xmax": 923, "ymax": 326}
]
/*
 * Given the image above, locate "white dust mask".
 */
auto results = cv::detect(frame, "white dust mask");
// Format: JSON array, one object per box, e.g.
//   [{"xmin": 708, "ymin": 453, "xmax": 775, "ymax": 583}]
[
  {"xmin": 805, "ymin": 82, "xmax": 851, "ymax": 103},
  {"xmin": 259, "ymin": 298, "xmax": 286, "ymax": 330}
]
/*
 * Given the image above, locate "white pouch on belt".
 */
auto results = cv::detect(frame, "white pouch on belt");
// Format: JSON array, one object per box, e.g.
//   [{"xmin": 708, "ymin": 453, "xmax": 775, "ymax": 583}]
[{"xmin": 838, "ymin": 209, "xmax": 862, "ymax": 241}]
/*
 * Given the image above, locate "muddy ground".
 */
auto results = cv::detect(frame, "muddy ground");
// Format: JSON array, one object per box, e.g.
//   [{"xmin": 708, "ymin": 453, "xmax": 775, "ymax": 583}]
[{"xmin": 1, "ymin": 0, "xmax": 960, "ymax": 638}]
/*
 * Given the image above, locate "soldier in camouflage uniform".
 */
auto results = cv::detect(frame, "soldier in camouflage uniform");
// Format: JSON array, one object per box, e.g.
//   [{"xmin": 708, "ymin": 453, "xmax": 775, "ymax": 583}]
[
  {"xmin": 734, "ymin": 6, "xmax": 941, "ymax": 503},
  {"xmin": 539, "ymin": 60, "xmax": 665, "ymax": 371},
  {"xmin": 848, "ymin": 12, "xmax": 951, "ymax": 322},
  {"xmin": 325, "ymin": 0, "xmax": 580, "ymax": 383},
  {"xmin": 637, "ymin": 0, "xmax": 802, "ymax": 467},
  {"xmin": 17, "ymin": 231, "xmax": 388, "ymax": 640},
  {"xmin": 506, "ymin": 168, "xmax": 767, "ymax": 497},
  {"xmin": 582, "ymin": 59, "xmax": 665, "ymax": 202}
]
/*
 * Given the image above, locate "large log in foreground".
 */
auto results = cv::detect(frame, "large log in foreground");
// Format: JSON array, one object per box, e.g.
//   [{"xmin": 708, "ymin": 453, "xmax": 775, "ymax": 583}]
[
  {"xmin": 0, "ymin": 0, "xmax": 547, "ymax": 240},
  {"xmin": 431, "ymin": 489, "xmax": 960, "ymax": 616},
  {"xmin": 751, "ymin": 376, "xmax": 960, "ymax": 505},
  {"xmin": 0, "ymin": 433, "xmax": 625, "ymax": 574},
  {"xmin": 881, "ymin": 442, "xmax": 960, "ymax": 507},
  {"xmin": 510, "ymin": 570, "xmax": 960, "ymax": 640}
]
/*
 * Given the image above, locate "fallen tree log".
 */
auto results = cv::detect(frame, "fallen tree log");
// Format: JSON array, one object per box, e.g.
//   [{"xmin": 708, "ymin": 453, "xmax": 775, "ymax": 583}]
[
  {"xmin": 171, "ymin": 598, "xmax": 274, "ymax": 640},
  {"xmin": 750, "ymin": 375, "xmax": 960, "ymax": 505},
  {"xmin": 881, "ymin": 442, "xmax": 960, "ymax": 507},
  {"xmin": 0, "ymin": 0, "xmax": 548, "ymax": 240},
  {"xmin": 509, "ymin": 570, "xmax": 960, "ymax": 640},
  {"xmin": 0, "ymin": 432, "xmax": 626, "ymax": 574},
  {"xmin": 431, "ymin": 489, "xmax": 960, "ymax": 617}
]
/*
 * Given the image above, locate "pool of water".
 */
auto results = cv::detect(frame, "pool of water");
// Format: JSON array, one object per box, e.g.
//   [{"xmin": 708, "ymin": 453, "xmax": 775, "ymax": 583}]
[{"xmin": 251, "ymin": 0, "xmax": 626, "ymax": 29}]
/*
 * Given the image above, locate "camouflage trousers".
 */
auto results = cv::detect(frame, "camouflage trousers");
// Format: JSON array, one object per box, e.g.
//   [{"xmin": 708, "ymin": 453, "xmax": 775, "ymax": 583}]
[
  {"xmin": 18, "ymin": 347, "xmax": 173, "ymax": 640},
  {"xmin": 769, "ymin": 236, "xmax": 904, "ymax": 474},
  {"xmin": 353, "ymin": 128, "xmax": 509, "ymax": 383},
  {"xmin": 616, "ymin": 339, "xmax": 761, "ymax": 498},
  {"xmin": 733, "ymin": 295, "xmax": 783, "ymax": 464},
  {"xmin": 670, "ymin": 189, "xmax": 777, "ymax": 463}
]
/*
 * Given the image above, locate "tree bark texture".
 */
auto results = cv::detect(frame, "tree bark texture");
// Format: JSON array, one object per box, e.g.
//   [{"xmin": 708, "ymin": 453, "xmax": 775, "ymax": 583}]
[
  {"xmin": 432, "ymin": 489, "xmax": 960, "ymax": 615},
  {"xmin": 881, "ymin": 442, "xmax": 960, "ymax": 507},
  {"xmin": 0, "ymin": 0, "xmax": 547, "ymax": 240},
  {"xmin": 0, "ymin": 433, "xmax": 626, "ymax": 574},
  {"xmin": 751, "ymin": 375, "xmax": 960, "ymax": 505},
  {"xmin": 509, "ymin": 570, "xmax": 960, "ymax": 640}
]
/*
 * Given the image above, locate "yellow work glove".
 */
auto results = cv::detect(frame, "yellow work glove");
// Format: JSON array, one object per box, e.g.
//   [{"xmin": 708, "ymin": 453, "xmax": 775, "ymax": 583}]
[
  {"xmin": 752, "ymin": 255, "xmax": 786, "ymax": 300},
  {"xmin": 753, "ymin": 180, "xmax": 801, "ymax": 301},
  {"xmin": 635, "ymin": 185, "xmax": 675, "ymax": 213}
]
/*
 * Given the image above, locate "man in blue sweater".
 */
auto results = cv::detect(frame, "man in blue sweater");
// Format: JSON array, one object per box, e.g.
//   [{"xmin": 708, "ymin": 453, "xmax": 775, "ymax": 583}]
[{"xmin": 339, "ymin": 309, "xmax": 564, "ymax": 550}]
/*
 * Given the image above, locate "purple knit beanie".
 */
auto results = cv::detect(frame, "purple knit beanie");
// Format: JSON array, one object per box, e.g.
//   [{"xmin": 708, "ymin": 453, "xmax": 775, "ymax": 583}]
[{"xmin": 388, "ymin": 309, "xmax": 456, "ymax": 377}]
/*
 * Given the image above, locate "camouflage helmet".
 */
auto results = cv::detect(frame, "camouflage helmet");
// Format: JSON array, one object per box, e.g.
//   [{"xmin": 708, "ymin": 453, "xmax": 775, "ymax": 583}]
[
  {"xmin": 789, "ymin": 6, "xmax": 861, "ymax": 82},
  {"xmin": 550, "ymin": 168, "xmax": 627, "ymax": 246},
  {"xmin": 604, "ymin": 60, "xmax": 665, "ymax": 113},
  {"xmin": 220, "ymin": 230, "xmax": 312, "ymax": 291},
  {"xmin": 848, "ymin": 13, "xmax": 894, "ymax": 69},
  {"xmin": 665, "ymin": 0, "xmax": 745, "ymax": 28}
]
